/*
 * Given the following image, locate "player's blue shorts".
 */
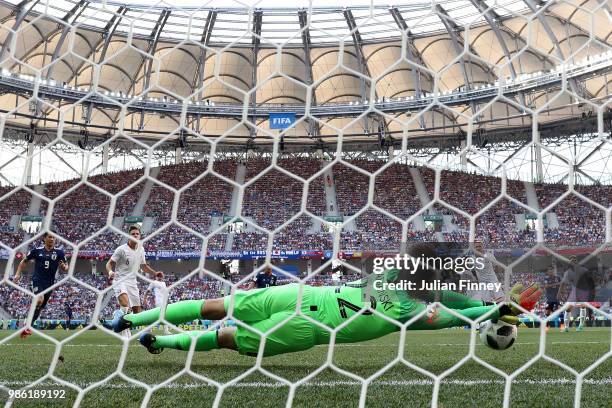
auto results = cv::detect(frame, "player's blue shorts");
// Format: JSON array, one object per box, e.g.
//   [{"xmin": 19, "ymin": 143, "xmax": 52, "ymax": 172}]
[{"xmin": 30, "ymin": 280, "xmax": 53, "ymax": 295}]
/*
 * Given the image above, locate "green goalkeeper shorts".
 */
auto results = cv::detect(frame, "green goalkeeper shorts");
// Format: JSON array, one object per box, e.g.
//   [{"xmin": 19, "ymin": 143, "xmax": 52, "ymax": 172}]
[{"xmin": 224, "ymin": 284, "xmax": 323, "ymax": 356}]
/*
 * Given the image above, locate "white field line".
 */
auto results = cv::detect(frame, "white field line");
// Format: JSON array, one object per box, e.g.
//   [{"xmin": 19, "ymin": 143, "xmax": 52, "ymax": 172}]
[{"xmin": 1, "ymin": 378, "xmax": 612, "ymax": 389}]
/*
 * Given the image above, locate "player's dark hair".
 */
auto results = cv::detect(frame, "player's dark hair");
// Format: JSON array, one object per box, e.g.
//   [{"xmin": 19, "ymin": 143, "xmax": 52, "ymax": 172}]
[
  {"xmin": 42, "ymin": 230, "xmax": 55, "ymax": 238},
  {"xmin": 128, "ymin": 224, "xmax": 141, "ymax": 233}
]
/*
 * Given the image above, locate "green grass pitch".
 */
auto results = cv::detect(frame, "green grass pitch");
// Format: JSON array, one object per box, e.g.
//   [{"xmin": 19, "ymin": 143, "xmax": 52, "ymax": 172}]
[{"xmin": 1, "ymin": 327, "xmax": 610, "ymax": 407}]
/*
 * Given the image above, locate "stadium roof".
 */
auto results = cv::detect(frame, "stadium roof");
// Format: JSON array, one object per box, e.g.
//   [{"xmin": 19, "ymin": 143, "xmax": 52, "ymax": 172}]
[
  {"xmin": 1, "ymin": 0, "xmax": 539, "ymax": 44},
  {"xmin": 0, "ymin": 0, "xmax": 609, "ymax": 146}
]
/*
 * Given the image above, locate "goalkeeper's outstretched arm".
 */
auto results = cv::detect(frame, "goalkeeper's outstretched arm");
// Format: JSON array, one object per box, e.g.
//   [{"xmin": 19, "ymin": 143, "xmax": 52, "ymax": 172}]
[
  {"xmin": 416, "ymin": 284, "xmax": 542, "ymax": 328},
  {"xmin": 408, "ymin": 303, "xmax": 512, "ymax": 330},
  {"xmin": 425, "ymin": 290, "xmax": 495, "ymax": 309}
]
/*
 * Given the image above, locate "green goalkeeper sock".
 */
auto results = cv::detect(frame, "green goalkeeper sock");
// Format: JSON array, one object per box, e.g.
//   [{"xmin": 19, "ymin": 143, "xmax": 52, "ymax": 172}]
[
  {"xmin": 153, "ymin": 331, "xmax": 219, "ymax": 351},
  {"xmin": 125, "ymin": 300, "xmax": 205, "ymax": 327}
]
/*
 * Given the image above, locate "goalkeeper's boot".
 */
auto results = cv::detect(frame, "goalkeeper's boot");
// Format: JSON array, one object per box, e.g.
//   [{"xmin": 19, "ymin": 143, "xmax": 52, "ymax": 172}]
[
  {"xmin": 112, "ymin": 309, "xmax": 132, "ymax": 333},
  {"xmin": 576, "ymin": 324, "xmax": 584, "ymax": 332},
  {"xmin": 139, "ymin": 333, "xmax": 163, "ymax": 355}
]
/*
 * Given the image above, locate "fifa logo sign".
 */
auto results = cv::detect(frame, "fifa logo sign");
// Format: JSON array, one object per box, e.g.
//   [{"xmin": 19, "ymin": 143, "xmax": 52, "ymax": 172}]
[
  {"xmin": 269, "ymin": 112, "xmax": 296, "ymax": 129},
  {"xmin": 271, "ymin": 117, "xmax": 292, "ymax": 126}
]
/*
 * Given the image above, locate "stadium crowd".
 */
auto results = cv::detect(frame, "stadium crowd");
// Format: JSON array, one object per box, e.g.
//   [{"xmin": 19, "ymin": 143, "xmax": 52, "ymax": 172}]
[
  {"xmin": 0, "ymin": 187, "xmax": 33, "ymax": 248},
  {"xmin": 0, "ymin": 158, "xmax": 608, "ymax": 255}
]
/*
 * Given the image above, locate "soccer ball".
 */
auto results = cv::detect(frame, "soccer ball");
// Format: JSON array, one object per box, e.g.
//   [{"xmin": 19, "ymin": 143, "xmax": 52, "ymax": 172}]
[{"xmin": 479, "ymin": 319, "xmax": 517, "ymax": 350}]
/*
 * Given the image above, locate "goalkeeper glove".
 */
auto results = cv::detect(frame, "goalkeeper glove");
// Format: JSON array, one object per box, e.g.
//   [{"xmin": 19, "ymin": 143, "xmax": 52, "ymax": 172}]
[
  {"xmin": 510, "ymin": 283, "xmax": 542, "ymax": 313},
  {"xmin": 498, "ymin": 284, "xmax": 542, "ymax": 325}
]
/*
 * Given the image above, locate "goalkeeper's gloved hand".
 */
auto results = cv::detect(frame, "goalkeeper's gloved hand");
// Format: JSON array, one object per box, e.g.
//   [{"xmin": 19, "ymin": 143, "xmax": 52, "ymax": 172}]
[
  {"xmin": 498, "ymin": 283, "xmax": 542, "ymax": 325},
  {"xmin": 510, "ymin": 283, "xmax": 542, "ymax": 313}
]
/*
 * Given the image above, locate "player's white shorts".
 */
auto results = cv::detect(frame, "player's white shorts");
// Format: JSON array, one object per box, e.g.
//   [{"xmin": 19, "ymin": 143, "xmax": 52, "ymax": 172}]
[{"xmin": 113, "ymin": 278, "xmax": 141, "ymax": 308}]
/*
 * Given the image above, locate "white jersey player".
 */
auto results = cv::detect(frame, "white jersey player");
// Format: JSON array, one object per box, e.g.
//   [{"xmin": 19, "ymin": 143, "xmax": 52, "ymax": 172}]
[
  {"xmin": 106, "ymin": 225, "xmax": 163, "ymax": 338},
  {"xmin": 466, "ymin": 241, "xmax": 504, "ymax": 303},
  {"xmin": 558, "ymin": 256, "xmax": 593, "ymax": 332},
  {"xmin": 145, "ymin": 276, "xmax": 171, "ymax": 335}
]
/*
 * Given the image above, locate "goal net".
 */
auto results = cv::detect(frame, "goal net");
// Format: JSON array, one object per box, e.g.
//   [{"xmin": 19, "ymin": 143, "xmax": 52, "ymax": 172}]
[{"xmin": 0, "ymin": 0, "xmax": 611, "ymax": 407}]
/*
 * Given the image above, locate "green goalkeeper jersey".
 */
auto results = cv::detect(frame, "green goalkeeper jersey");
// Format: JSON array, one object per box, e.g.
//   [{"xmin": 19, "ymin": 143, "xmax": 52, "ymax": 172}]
[
  {"xmin": 125, "ymin": 269, "xmax": 505, "ymax": 357},
  {"xmin": 312, "ymin": 270, "xmax": 420, "ymax": 344}
]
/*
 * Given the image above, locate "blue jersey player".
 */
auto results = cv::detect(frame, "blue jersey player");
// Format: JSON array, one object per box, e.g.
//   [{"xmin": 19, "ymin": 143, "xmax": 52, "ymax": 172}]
[
  {"xmin": 247, "ymin": 266, "xmax": 278, "ymax": 289},
  {"xmin": 13, "ymin": 232, "xmax": 68, "ymax": 338}
]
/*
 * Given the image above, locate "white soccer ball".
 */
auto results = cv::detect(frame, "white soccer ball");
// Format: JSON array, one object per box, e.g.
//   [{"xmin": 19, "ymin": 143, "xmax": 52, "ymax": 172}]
[{"xmin": 479, "ymin": 319, "xmax": 518, "ymax": 350}]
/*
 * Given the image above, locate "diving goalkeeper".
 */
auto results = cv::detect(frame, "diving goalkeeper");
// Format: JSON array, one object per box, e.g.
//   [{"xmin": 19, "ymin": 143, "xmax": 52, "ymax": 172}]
[{"xmin": 112, "ymin": 244, "xmax": 541, "ymax": 356}]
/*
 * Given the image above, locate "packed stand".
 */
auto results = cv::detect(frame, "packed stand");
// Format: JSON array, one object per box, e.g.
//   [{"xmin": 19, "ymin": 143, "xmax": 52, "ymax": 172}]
[
  {"xmin": 373, "ymin": 163, "xmax": 426, "ymax": 219},
  {"xmin": 1, "ymin": 158, "xmax": 610, "ymax": 253},
  {"xmin": 277, "ymin": 157, "xmax": 327, "ymax": 216},
  {"xmin": 333, "ymin": 159, "xmax": 384, "ymax": 216},
  {"xmin": 272, "ymin": 215, "xmax": 333, "ymax": 250},
  {"xmin": 534, "ymin": 183, "xmax": 605, "ymax": 247},
  {"xmin": 439, "ymin": 170, "xmax": 502, "ymax": 215},
  {"xmin": 341, "ymin": 210, "xmax": 402, "ymax": 251},
  {"xmin": 475, "ymin": 200, "xmax": 536, "ymax": 246},
  {"xmin": 543, "ymin": 194, "xmax": 605, "ymax": 246},
  {"xmin": 0, "ymin": 186, "xmax": 33, "ymax": 248},
  {"xmin": 42, "ymin": 180, "xmax": 110, "ymax": 245},
  {"xmin": 143, "ymin": 160, "xmax": 235, "ymax": 251},
  {"xmin": 178, "ymin": 160, "xmax": 236, "ymax": 235},
  {"xmin": 576, "ymin": 184, "xmax": 612, "ymax": 208},
  {"xmin": 242, "ymin": 158, "xmax": 303, "ymax": 230},
  {"xmin": 436, "ymin": 171, "xmax": 531, "ymax": 246}
]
